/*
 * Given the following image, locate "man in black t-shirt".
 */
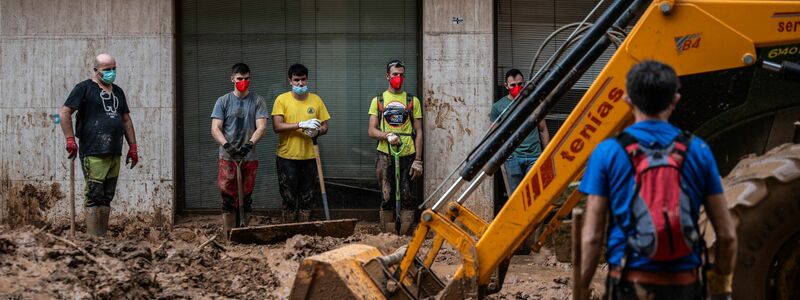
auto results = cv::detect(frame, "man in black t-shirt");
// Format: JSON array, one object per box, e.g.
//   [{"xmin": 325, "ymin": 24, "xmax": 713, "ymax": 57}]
[{"xmin": 59, "ymin": 53, "xmax": 139, "ymax": 237}]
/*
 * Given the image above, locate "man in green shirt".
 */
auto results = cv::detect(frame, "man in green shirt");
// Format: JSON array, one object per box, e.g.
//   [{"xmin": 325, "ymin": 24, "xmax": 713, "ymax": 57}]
[
  {"xmin": 368, "ymin": 59, "xmax": 423, "ymax": 234},
  {"xmin": 491, "ymin": 68, "xmax": 550, "ymax": 196}
]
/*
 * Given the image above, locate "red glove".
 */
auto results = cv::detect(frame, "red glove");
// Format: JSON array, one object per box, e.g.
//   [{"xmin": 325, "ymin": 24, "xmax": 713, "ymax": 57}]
[
  {"xmin": 126, "ymin": 144, "xmax": 139, "ymax": 168},
  {"xmin": 65, "ymin": 137, "xmax": 78, "ymax": 159}
]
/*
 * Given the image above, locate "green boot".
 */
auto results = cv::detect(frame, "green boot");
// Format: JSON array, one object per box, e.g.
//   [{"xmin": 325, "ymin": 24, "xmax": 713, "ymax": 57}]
[
  {"xmin": 379, "ymin": 210, "xmax": 396, "ymax": 233},
  {"xmin": 97, "ymin": 206, "xmax": 111, "ymax": 237},
  {"xmin": 222, "ymin": 213, "xmax": 236, "ymax": 240},
  {"xmin": 399, "ymin": 210, "xmax": 415, "ymax": 235},
  {"xmin": 298, "ymin": 210, "xmax": 311, "ymax": 223},
  {"xmin": 84, "ymin": 207, "xmax": 99, "ymax": 236}
]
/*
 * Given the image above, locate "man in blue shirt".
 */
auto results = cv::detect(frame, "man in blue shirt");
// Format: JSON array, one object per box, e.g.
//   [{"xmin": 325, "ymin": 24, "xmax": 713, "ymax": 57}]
[{"xmin": 579, "ymin": 61, "xmax": 736, "ymax": 299}]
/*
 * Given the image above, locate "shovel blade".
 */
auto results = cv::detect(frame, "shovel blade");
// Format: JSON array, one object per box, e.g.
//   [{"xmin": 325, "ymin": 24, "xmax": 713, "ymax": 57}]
[{"xmin": 230, "ymin": 218, "xmax": 358, "ymax": 244}]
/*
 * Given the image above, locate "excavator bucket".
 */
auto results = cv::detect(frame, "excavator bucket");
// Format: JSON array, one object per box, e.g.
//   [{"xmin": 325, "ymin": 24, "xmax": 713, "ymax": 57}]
[
  {"xmin": 289, "ymin": 244, "xmax": 387, "ymax": 300},
  {"xmin": 229, "ymin": 218, "xmax": 358, "ymax": 244}
]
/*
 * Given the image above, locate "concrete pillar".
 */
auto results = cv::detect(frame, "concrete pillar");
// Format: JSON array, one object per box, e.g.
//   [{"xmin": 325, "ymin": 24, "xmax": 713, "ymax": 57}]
[
  {"xmin": 0, "ymin": 0, "xmax": 175, "ymax": 227},
  {"xmin": 422, "ymin": 0, "xmax": 494, "ymax": 220}
]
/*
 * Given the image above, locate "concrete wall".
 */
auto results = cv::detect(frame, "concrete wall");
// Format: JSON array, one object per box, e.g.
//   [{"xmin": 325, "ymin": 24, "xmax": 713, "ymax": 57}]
[
  {"xmin": 422, "ymin": 0, "xmax": 494, "ymax": 219},
  {"xmin": 0, "ymin": 0, "xmax": 175, "ymax": 227}
]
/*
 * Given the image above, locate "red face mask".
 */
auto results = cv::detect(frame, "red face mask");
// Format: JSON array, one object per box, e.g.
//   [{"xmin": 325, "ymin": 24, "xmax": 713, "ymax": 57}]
[
  {"xmin": 389, "ymin": 76, "xmax": 404, "ymax": 90},
  {"xmin": 235, "ymin": 80, "xmax": 250, "ymax": 92},
  {"xmin": 509, "ymin": 85, "xmax": 523, "ymax": 98}
]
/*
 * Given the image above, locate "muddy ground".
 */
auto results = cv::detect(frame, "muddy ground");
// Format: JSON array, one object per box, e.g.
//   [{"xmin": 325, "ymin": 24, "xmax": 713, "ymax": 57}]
[{"xmin": 0, "ymin": 215, "xmax": 605, "ymax": 299}]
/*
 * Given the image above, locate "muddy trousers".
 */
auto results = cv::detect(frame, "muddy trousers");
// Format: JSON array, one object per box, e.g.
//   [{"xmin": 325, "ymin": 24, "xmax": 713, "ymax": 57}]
[
  {"xmin": 217, "ymin": 159, "xmax": 258, "ymax": 213},
  {"xmin": 81, "ymin": 155, "xmax": 120, "ymax": 207},
  {"xmin": 606, "ymin": 277, "xmax": 702, "ymax": 300},
  {"xmin": 376, "ymin": 152, "xmax": 417, "ymax": 210},
  {"xmin": 276, "ymin": 157, "xmax": 317, "ymax": 215}
]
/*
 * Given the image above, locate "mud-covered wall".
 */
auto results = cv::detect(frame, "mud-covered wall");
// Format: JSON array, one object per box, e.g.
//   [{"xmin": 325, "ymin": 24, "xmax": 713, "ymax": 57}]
[
  {"xmin": 0, "ymin": 0, "xmax": 175, "ymax": 227},
  {"xmin": 422, "ymin": 0, "xmax": 495, "ymax": 219}
]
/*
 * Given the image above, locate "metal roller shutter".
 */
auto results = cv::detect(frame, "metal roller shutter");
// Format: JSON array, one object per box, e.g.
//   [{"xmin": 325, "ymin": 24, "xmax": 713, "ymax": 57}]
[
  {"xmin": 496, "ymin": 0, "xmax": 617, "ymax": 134},
  {"xmin": 180, "ymin": 0, "xmax": 418, "ymax": 210}
]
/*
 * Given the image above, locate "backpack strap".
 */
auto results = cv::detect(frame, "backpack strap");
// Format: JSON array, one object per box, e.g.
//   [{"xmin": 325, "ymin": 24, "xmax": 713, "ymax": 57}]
[
  {"xmin": 377, "ymin": 94, "xmax": 386, "ymax": 133},
  {"xmin": 670, "ymin": 131, "xmax": 692, "ymax": 168},
  {"xmin": 612, "ymin": 131, "xmax": 641, "ymax": 280},
  {"xmin": 615, "ymin": 131, "xmax": 640, "ymax": 161},
  {"xmin": 406, "ymin": 95, "xmax": 414, "ymax": 115}
]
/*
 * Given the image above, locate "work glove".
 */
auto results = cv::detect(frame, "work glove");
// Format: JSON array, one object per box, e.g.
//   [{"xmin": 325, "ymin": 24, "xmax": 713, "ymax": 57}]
[
  {"xmin": 223, "ymin": 142, "xmax": 238, "ymax": 157},
  {"xmin": 386, "ymin": 133, "xmax": 400, "ymax": 146},
  {"xmin": 303, "ymin": 128, "xmax": 319, "ymax": 138},
  {"xmin": 298, "ymin": 119, "xmax": 321, "ymax": 130},
  {"xmin": 126, "ymin": 144, "xmax": 139, "ymax": 169},
  {"xmin": 238, "ymin": 141, "xmax": 254, "ymax": 157},
  {"xmin": 410, "ymin": 160, "xmax": 423, "ymax": 181},
  {"xmin": 65, "ymin": 137, "xmax": 78, "ymax": 159},
  {"xmin": 706, "ymin": 269, "xmax": 733, "ymax": 300}
]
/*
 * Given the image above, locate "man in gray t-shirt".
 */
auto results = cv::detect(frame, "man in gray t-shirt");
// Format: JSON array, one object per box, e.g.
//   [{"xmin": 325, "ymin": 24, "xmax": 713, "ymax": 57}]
[{"xmin": 210, "ymin": 63, "xmax": 268, "ymax": 238}]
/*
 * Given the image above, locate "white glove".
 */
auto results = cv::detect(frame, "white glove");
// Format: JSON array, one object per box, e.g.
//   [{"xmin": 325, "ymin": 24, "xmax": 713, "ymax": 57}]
[
  {"xmin": 303, "ymin": 128, "xmax": 319, "ymax": 138},
  {"xmin": 298, "ymin": 119, "xmax": 321, "ymax": 130},
  {"xmin": 386, "ymin": 133, "xmax": 400, "ymax": 146},
  {"xmin": 410, "ymin": 160, "xmax": 423, "ymax": 181}
]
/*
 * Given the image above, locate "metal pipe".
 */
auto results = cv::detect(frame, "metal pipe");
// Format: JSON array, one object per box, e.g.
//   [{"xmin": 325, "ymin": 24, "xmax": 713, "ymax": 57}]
[
  {"xmin": 459, "ymin": 0, "xmax": 638, "ymax": 181},
  {"xmin": 430, "ymin": 178, "xmax": 466, "ymax": 211},
  {"xmin": 456, "ymin": 171, "xmax": 486, "ymax": 204},
  {"xmin": 762, "ymin": 60, "xmax": 782, "ymax": 72}
]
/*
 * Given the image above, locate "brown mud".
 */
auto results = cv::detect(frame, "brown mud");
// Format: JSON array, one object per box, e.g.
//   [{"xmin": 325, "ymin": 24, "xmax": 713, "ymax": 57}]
[
  {"xmin": 0, "ymin": 215, "xmax": 605, "ymax": 299},
  {"xmin": 2, "ymin": 181, "xmax": 64, "ymax": 228}
]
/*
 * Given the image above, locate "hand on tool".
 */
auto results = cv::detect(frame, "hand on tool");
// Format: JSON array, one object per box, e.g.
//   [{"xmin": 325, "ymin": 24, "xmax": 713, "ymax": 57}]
[
  {"xmin": 126, "ymin": 144, "xmax": 139, "ymax": 168},
  {"xmin": 223, "ymin": 142, "xmax": 239, "ymax": 157},
  {"xmin": 410, "ymin": 160, "xmax": 423, "ymax": 181},
  {"xmin": 299, "ymin": 119, "xmax": 321, "ymax": 130},
  {"xmin": 238, "ymin": 141, "xmax": 254, "ymax": 157},
  {"xmin": 707, "ymin": 269, "xmax": 733, "ymax": 300},
  {"xmin": 303, "ymin": 128, "xmax": 319, "ymax": 138},
  {"xmin": 65, "ymin": 137, "xmax": 78, "ymax": 159},
  {"xmin": 386, "ymin": 133, "xmax": 400, "ymax": 146}
]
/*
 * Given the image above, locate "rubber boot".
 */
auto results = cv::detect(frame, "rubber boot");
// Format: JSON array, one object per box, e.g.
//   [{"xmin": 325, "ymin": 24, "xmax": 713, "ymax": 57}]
[
  {"xmin": 379, "ymin": 210, "xmax": 396, "ymax": 233},
  {"xmin": 282, "ymin": 210, "xmax": 296, "ymax": 223},
  {"xmin": 222, "ymin": 212, "xmax": 236, "ymax": 240},
  {"xmin": 97, "ymin": 206, "xmax": 111, "ymax": 237},
  {"xmin": 85, "ymin": 206, "xmax": 99, "ymax": 236},
  {"xmin": 242, "ymin": 212, "xmax": 251, "ymax": 227},
  {"xmin": 298, "ymin": 210, "xmax": 311, "ymax": 223},
  {"xmin": 399, "ymin": 210, "xmax": 415, "ymax": 235}
]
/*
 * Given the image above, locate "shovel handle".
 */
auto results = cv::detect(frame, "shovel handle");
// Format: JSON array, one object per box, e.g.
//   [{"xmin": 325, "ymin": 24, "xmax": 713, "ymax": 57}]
[
  {"xmin": 69, "ymin": 157, "xmax": 76, "ymax": 237},
  {"xmin": 235, "ymin": 159, "xmax": 246, "ymax": 227},
  {"xmin": 313, "ymin": 142, "xmax": 331, "ymax": 220}
]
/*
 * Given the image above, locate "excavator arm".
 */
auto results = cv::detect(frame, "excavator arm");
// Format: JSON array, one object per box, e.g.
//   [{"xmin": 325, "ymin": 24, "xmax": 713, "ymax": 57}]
[{"xmin": 289, "ymin": 1, "xmax": 800, "ymax": 299}]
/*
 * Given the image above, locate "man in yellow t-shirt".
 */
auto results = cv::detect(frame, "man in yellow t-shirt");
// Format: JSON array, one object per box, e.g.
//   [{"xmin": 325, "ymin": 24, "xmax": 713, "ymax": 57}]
[
  {"xmin": 367, "ymin": 59, "xmax": 423, "ymax": 234},
  {"xmin": 272, "ymin": 63, "xmax": 331, "ymax": 223}
]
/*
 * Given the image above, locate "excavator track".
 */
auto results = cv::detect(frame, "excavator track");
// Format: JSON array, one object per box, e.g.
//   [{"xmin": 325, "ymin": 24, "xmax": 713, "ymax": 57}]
[{"xmin": 703, "ymin": 143, "xmax": 800, "ymax": 300}]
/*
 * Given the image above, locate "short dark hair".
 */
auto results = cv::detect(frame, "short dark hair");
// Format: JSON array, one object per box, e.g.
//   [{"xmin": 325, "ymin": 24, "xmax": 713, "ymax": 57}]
[
  {"xmin": 231, "ymin": 63, "xmax": 250, "ymax": 75},
  {"xmin": 504, "ymin": 68, "xmax": 524, "ymax": 82},
  {"xmin": 288, "ymin": 63, "xmax": 308, "ymax": 78},
  {"xmin": 386, "ymin": 59, "xmax": 405, "ymax": 73},
  {"xmin": 625, "ymin": 60, "xmax": 680, "ymax": 115}
]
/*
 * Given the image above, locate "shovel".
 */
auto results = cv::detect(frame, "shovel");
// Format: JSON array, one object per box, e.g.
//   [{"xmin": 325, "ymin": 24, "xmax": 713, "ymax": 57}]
[
  {"xmin": 312, "ymin": 137, "xmax": 331, "ymax": 220},
  {"xmin": 228, "ymin": 136, "xmax": 357, "ymax": 244},
  {"xmin": 387, "ymin": 139, "xmax": 406, "ymax": 235}
]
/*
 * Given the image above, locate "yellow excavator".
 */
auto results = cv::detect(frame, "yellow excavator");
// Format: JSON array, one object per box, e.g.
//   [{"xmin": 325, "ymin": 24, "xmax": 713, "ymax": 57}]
[{"xmin": 289, "ymin": 0, "xmax": 800, "ymax": 299}]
